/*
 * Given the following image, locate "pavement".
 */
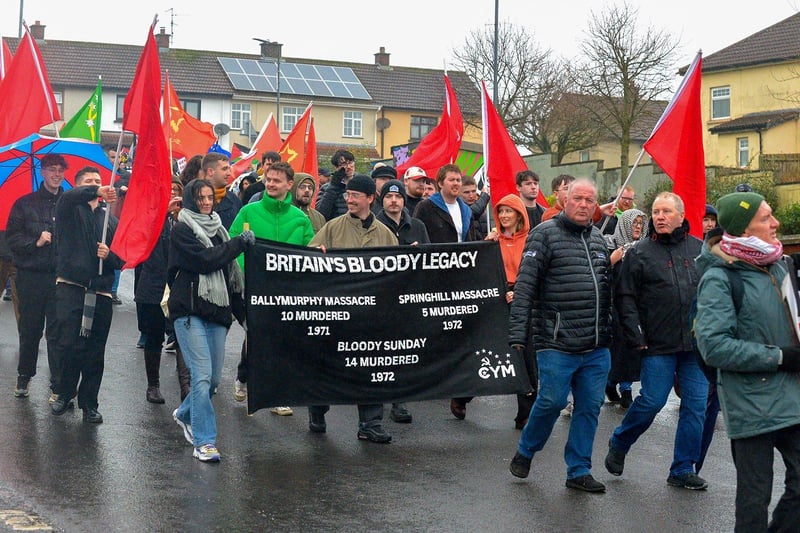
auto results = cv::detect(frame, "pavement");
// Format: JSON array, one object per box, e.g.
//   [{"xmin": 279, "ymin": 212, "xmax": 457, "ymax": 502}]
[{"xmin": 0, "ymin": 270, "xmax": 783, "ymax": 532}]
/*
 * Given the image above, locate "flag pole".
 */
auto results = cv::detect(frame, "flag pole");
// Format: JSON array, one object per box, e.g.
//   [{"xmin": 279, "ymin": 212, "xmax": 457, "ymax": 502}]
[
  {"xmin": 599, "ymin": 148, "xmax": 646, "ymax": 233},
  {"xmin": 22, "ymin": 21, "xmax": 60, "ymax": 137}
]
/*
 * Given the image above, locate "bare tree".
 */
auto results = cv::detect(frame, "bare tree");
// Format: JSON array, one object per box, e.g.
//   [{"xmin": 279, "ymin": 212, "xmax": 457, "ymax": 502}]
[
  {"xmin": 452, "ymin": 23, "xmax": 600, "ymax": 162},
  {"xmin": 571, "ymin": 2, "xmax": 679, "ymax": 178}
]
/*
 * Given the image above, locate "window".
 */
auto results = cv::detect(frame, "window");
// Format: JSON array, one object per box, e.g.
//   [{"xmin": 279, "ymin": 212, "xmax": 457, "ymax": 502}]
[
  {"xmin": 711, "ymin": 86, "xmax": 730, "ymax": 120},
  {"xmin": 738, "ymin": 137, "xmax": 749, "ymax": 168},
  {"xmin": 343, "ymin": 110, "xmax": 362, "ymax": 137},
  {"xmin": 410, "ymin": 115, "xmax": 437, "ymax": 140},
  {"xmin": 282, "ymin": 106, "xmax": 304, "ymax": 132},
  {"xmin": 116, "ymin": 94, "xmax": 126, "ymax": 122},
  {"xmin": 182, "ymin": 99, "xmax": 201, "ymax": 119},
  {"xmin": 53, "ymin": 91, "xmax": 63, "ymax": 117},
  {"xmin": 231, "ymin": 103, "xmax": 251, "ymax": 131},
  {"xmin": 579, "ymin": 150, "xmax": 590, "ymax": 162}
]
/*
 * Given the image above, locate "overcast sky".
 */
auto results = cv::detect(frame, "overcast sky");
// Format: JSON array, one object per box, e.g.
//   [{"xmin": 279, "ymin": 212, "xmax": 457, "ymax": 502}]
[{"xmin": 3, "ymin": 0, "xmax": 799, "ymax": 74}]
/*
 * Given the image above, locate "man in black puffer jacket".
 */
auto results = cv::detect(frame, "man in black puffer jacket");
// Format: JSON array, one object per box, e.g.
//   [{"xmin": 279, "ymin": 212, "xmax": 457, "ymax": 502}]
[{"xmin": 508, "ymin": 178, "xmax": 612, "ymax": 493}]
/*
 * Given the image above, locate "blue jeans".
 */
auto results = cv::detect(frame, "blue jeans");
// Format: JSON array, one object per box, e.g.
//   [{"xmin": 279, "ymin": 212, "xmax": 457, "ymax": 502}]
[
  {"xmin": 610, "ymin": 351, "xmax": 708, "ymax": 476},
  {"xmin": 517, "ymin": 347, "xmax": 610, "ymax": 479},
  {"xmin": 173, "ymin": 316, "xmax": 227, "ymax": 447}
]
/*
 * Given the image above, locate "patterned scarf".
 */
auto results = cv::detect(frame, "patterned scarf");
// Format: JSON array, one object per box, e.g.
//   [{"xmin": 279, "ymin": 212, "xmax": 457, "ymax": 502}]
[{"xmin": 719, "ymin": 233, "xmax": 784, "ymax": 266}]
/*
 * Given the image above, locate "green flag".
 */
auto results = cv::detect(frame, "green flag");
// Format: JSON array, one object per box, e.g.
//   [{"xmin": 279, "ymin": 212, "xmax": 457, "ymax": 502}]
[{"xmin": 60, "ymin": 77, "xmax": 102, "ymax": 141}]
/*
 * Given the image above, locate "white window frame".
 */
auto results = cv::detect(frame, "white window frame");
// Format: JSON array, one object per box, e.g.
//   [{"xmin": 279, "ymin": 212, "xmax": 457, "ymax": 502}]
[
  {"xmin": 231, "ymin": 103, "xmax": 251, "ymax": 131},
  {"xmin": 711, "ymin": 86, "xmax": 731, "ymax": 120},
  {"xmin": 738, "ymin": 137, "xmax": 749, "ymax": 168},
  {"xmin": 282, "ymin": 106, "xmax": 304, "ymax": 133},
  {"xmin": 343, "ymin": 110, "xmax": 363, "ymax": 138},
  {"xmin": 579, "ymin": 150, "xmax": 590, "ymax": 162}
]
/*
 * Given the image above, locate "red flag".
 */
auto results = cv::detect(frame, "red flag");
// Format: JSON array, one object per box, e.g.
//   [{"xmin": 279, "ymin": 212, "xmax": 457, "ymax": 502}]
[
  {"xmin": 302, "ymin": 117, "xmax": 320, "ymax": 204},
  {"xmin": 644, "ymin": 52, "xmax": 706, "ymax": 239},
  {"xmin": 396, "ymin": 75, "xmax": 463, "ymax": 179},
  {"xmin": 231, "ymin": 113, "xmax": 282, "ymax": 179},
  {"xmin": 111, "ymin": 21, "xmax": 172, "ymax": 269},
  {"xmin": 0, "ymin": 26, "xmax": 60, "ymax": 146},
  {"xmin": 0, "ymin": 37, "xmax": 12, "ymax": 80},
  {"xmin": 162, "ymin": 72, "xmax": 216, "ymax": 160},
  {"xmin": 279, "ymin": 103, "xmax": 312, "ymax": 173},
  {"xmin": 481, "ymin": 81, "xmax": 548, "ymax": 208}
]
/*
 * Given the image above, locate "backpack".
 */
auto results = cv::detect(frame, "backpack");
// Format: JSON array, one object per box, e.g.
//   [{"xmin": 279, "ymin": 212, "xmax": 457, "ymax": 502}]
[{"xmin": 690, "ymin": 267, "xmax": 743, "ymax": 383}]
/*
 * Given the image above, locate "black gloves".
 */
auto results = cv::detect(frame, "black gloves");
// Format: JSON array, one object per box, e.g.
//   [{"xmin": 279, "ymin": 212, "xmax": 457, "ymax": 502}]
[
  {"xmin": 239, "ymin": 230, "xmax": 255, "ymax": 247},
  {"xmin": 780, "ymin": 346, "xmax": 800, "ymax": 372},
  {"xmin": 332, "ymin": 166, "xmax": 347, "ymax": 184}
]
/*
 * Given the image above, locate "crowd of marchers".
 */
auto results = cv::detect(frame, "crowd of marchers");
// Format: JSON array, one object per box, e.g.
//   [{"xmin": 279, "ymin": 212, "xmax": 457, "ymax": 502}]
[{"xmin": 1, "ymin": 148, "xmax": 798, "ymax": 532}]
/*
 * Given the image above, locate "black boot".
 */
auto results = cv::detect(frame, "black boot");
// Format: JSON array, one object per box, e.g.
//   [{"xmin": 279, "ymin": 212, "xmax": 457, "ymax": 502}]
[
  {"xmin": 175, "ymin": 347, "xmax": 191, "ymax": 401},
  {"xmin": 144, "ymin": 350, "xmax": 165, "ymax": 404}
]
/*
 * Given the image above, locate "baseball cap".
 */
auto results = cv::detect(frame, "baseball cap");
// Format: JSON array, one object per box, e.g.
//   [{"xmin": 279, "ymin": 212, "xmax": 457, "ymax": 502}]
[{"xmin": 403, "ymin": 166, "xmax": 428, "ymax": 180}]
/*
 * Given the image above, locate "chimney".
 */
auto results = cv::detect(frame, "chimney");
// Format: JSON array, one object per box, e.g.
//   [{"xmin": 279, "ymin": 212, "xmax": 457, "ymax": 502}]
[
  {"xmin": 259, "ymin": 40, "xmax": 283, "ymax": 60},
  {"xmin": 155, "ymin": 26, "xmax": 171, "ymax": 49},
  {"xmin": 30, "ymin": 20, "xmax": 45, "ymax": 41},
  {"xmin": 374, "ymin": 46, "xmax": 390, "ymax": 67}
]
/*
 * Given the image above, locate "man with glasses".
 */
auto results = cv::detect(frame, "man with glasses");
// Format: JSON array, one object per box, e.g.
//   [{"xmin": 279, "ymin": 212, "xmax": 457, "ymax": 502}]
[
  {"xmin": 600, "ymin": 185, "xmax": 637, "ymax": 235},
  {"xmin": 307, "ymin": 175, "xmax": 398, "ymax": 443},
  {"xmin": 291, "ymin": 172, "xmax": 326, "ymax": 233},
  {"xmin": 316, "ymin": 149, "xmax": 365, "ymax": 221},
  {"xmin": 6, "ymin": 153, "xmax": 68, "ymax": 401}
]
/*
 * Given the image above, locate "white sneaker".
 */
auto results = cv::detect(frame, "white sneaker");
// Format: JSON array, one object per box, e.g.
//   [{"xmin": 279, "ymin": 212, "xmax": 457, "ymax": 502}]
[
  {"xmin": 173, "ymin": 408, "xmax": 194, "ymax": 445},
  {"xmin": 269, "ymin": 406, "xmax": 293, "ymax": 416},
  {"xmin": 560, "ymin": 400, "xmax": 574, "ymax": 418},
  {"xmin": 233, "ymin": 379, "xmax": 247, "ymax": 402},
  {"xmin": 193, "ymin": 444, "xmax": 220, "ymax": 462}
]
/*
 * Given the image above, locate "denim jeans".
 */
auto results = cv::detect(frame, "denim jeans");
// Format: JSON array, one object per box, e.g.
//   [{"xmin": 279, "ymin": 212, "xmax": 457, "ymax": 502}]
[
  {"xmin": 173, "ymin": 316, "xmax": 227, "ymax": 447},
  {"xmin": 517, "ymin": 347, "xmax": 610, "ymax": 479},
  {"xmin": 610, "ymin": 351, "xmax": 708, "ymax": 476}
]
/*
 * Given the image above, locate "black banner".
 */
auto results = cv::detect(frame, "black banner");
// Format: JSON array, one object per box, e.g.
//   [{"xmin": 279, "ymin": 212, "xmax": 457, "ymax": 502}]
[{"xmin": 244, "ymin": 240, "xmax": 531, "ymax": 413}]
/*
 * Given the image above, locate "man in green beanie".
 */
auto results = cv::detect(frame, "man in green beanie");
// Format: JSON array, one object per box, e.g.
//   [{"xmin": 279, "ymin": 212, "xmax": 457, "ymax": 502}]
[{"xmin": 695, "ymin": 192, "xmax": 800, "ymax": 531}]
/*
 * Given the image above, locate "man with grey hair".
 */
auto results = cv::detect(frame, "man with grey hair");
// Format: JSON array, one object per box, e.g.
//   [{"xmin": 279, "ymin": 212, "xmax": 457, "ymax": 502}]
[
  {"xmin": 605, "ymin": 192, "xmax": 709, "ymax": 490},
  {"xmin": 508, "ymin": 178, "xmax": 612, "ymax": 493}
]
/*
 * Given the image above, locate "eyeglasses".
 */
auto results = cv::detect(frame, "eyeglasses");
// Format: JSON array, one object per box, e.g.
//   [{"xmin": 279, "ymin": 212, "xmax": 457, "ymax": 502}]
[
  {"xmin": 343, "ymin": 191, "xmax": 367, "ymax": 200},
  {"xmin": 632, "ymin": 221, "xmax": 644, "ymax": 228},
  {"xmin": 338, "ymin": 160, "xmax": 355, "ymax": 167},
  {"xmin": 297, "ymin": 184, "xmax": 314, "ymax": 191},
  {"xmin": 620, "ymin": 196, "xmax": 635, "ymax": 202}
]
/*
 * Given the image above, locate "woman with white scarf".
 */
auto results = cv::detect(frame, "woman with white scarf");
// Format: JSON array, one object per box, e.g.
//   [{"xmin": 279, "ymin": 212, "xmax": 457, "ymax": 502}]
[{"xmin": 167, "ymin": 179, "xmax": 254, "ymax": 462}]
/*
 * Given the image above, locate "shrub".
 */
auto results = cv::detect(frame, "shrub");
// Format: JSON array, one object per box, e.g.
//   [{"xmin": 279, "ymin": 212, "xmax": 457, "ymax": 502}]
[{"xmin": 775, "ymin": 203, "xmax": 800, "ymax": 236}]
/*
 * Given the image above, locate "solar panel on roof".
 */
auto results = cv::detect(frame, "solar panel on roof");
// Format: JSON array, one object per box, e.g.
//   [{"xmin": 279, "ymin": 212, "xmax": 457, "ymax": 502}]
[{"xmin": 217, "ymin": 58, "xmax": 371, "ymax": 100}]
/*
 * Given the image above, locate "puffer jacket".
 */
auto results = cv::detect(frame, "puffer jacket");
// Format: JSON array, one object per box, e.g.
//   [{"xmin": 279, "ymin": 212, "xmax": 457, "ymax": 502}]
[
  {"xmin": 616, "ymin": 219, "xmax": 702, "ymax": 353},
  {"xmin": 509, "ymin": 211, "xmax": 612, "ymax": 353},
  {"xmin": 695, "ymin": 241, "xmax": 800, "ymax": 439}
]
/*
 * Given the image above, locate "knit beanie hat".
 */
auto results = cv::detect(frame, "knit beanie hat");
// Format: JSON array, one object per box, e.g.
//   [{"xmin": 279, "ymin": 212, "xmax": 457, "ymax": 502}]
[
  {"xmin": 346, "ymin": 175, "xmax": 376, "ymax": 196},
  {"xmin": 716, "ymin": 192, "xmax": 764, "ymax": 236},
  {"xmin": 380, "ymin": 179, "xmax": 407, "ymax": 204}
]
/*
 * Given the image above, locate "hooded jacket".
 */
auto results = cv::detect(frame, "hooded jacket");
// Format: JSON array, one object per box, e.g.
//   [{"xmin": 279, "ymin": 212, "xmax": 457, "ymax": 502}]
[
  {"xmin": 695, "ymin": 238, "xmax": 800, "ymax": 439},
  {"xmin": 290, "ymin": 173, "xmax": 326, "ymax": 233},
  {"xmin": 493, "ymin": 194, "xmax": 530, "ymax": 286}
]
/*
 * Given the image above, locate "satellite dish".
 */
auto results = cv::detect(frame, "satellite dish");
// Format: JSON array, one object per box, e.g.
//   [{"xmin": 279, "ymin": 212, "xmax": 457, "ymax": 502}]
[
  {"xmin": 214, "ymin": 123, "xmax": 231, "ymax": 137},
  {"xmin": 376, "ymin": 117, "xmax": 391, "ymax": 131}
]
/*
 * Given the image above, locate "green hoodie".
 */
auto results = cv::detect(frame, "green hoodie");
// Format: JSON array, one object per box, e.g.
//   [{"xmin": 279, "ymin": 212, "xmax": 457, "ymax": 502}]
[{"xmin": 229, "ymin": 192, "xmax": 314, "ymax": 270}]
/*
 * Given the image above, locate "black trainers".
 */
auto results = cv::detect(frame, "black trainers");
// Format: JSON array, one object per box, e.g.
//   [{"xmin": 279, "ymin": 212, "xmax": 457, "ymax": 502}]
[
  {"xmin": 357, "ymin": 425, "xmax": 392, "ymax": 443},
  {"xmin": 509, "ymin": 452, "xmax": 532, "ymax": 478},
  {"xmin": 605, "ymin": 383, "xmax": 620, "ymax": 403},
  {"xmin": 566, "ymin": 474, "xmax": 606, "ymax": 493},
  {"xmin": 51, "ymin": 396, "xmax": 72, "ymax": 416},
  {"xmin": 667, "ymin": 472, "xmax": 708, "ymax": 490},
  {"xmin": 389, "ymin": 404, "xmax": 412, "ymax": 423},
  {"xmin": 620, "ymin": 390, "xmax": 633, "ymax": 409},
  {"xmin": 605, "ymin": 440, "xmax": 626, "ymax": 476},
  {"xmin": 309, "ymin": 412, "xmax": 326, "ymax": 433},
  {"xmin": 13, "ymin": 376, "xmax": 30, "ymax": 398},
  {"xmin": 82, "ymin": 408, "xmax": 104, "ymax": 424}
]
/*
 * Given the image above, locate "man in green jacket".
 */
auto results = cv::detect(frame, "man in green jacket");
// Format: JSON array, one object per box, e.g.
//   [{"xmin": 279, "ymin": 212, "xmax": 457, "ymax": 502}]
[
  {"xmin": 695, "ymin": 192, "xmax": 800, "ymax": 532},
  {"xmin": 229, "ymin": 161, "xmax": 314, "ymax": 414}
]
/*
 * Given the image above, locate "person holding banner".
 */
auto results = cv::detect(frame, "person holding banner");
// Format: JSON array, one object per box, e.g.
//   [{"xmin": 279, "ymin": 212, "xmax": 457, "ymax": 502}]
[
  {"xmin": 308, "ymin": 175, "xmax": 398, "ymax": 443},
  {"xmin": 508, "ymin": 178, "xmax": 612, "ymax": 493},
  {"xmin": 485, "ymin": 193, "xmax": 536, "ymax": 429},
  {"xmin": 167, "ymin": 178, "xmax": 253, "ymax": 462}
]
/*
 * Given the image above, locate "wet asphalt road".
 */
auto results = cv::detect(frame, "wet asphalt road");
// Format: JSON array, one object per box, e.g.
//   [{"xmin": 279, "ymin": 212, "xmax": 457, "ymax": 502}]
[{"xmin": 0, "ymin": 270, "xmax": 781, "ymax": 532}]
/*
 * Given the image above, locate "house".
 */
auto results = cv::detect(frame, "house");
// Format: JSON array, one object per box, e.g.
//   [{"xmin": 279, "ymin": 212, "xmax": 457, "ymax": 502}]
[
  {"xmin": 5, "ymin": 22, "xmax": 481, "ymax": 169},
  {"xmin": 701, "ymin": 12, "xmax": 800, "ymax": 174}
]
